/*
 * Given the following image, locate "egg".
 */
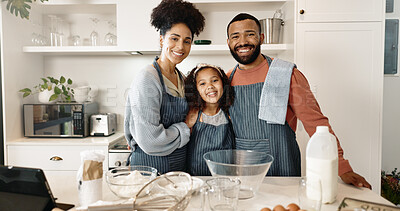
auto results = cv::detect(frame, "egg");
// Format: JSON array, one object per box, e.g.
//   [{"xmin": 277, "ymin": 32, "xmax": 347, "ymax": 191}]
[
  {"xmin": 286, "ymin": 203, "xmax": 300, "ymax": 211},
  {"xmin": 260, "ymin": 208, "xmax": 272, "ymax": 211},
  {"xmin": 273, "ymin": 204, "xmax": 287, "ymax": 211}
]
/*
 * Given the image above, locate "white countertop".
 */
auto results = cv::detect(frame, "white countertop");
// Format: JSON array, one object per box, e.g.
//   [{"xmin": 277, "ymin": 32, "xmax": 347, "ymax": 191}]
[
  {"xmin": 83, "ymin": 177, "xmax": 394, "ymax": 211},
  {"xmin": 7, "ymin": 132, "xmax": 125, "ymax": 146},
  {"xmin": 229, "ymin": 177, "xmax": 393, "ymax": 211}
]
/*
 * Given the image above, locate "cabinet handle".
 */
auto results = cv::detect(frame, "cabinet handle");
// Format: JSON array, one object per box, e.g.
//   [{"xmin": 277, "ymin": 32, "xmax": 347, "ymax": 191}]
[
  {"xmin": 299, "ymin": 9, "xmax": 305, "ymax": 15},
  {"xmin": 50, "ymin": 156, "xmax": 63, "ymax": 161}
]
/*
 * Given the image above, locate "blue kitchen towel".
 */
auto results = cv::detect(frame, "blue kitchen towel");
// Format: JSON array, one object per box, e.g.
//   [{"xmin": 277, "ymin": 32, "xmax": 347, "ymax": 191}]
[{"xmin": 258, "ymin": 58, "xmax": 295, "ymax": 125}]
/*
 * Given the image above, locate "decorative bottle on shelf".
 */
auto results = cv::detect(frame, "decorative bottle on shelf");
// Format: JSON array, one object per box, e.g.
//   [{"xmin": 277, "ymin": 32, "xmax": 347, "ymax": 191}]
[{"xmin": 306, "ymin": 126, "xmax": 338, "ymax": 204}]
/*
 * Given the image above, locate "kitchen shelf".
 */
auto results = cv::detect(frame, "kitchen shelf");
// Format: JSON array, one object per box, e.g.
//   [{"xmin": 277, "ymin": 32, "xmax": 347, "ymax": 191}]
[
  {"xmin": 23, "ymin": 46, "xmax": 132, "ymax": 56},
  {"xmin": 23, "ymin": 44, "xmax": 290, "ymax": 56}
]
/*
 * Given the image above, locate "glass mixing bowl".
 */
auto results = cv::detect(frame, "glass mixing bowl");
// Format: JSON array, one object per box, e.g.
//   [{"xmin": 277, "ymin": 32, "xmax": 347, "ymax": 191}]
[
  {"xmin": 105, "ymin": 165, "xmax": 158, "ymax": 198},
  {"xmin": 203, "ymin": 149, "xmax": 274, "ymax": 199}
]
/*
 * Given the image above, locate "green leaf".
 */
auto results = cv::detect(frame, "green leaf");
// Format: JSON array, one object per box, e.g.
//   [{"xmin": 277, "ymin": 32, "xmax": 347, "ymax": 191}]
[
  {"xmin": 49, "ymin": 94, "xmax": 58, "ymax": 102},
  {"xmin": 23, "ymin": 92, "xmax": 31, "ymax": 98},
  {"xmin": 67, "ymin": 79, "xmax": 72, "ymax": 85},
  {"xmin": 54, "ymin": 86, "xmax": 61, "ymax": 94},
  {"xmin": 5, "ymin": 0, "xmax": 33, "ymax": 19},
  {"xmin": 41, "ymin": 78, "xmax": 48, "ymax": 84},
  {"xmin": 48, "ymin": 77, "xmax": 59, "ymax": 85},
  {"xmin": 65, "ymin": 95, "xmax": 71, "ymax": 102},
  {"xmin": 60, "ymin": 76, "xmax": 66, "ymax": 84},
  {"xmin": 19, "ymin": 88, "xmax": 31, "ymax": 92}
]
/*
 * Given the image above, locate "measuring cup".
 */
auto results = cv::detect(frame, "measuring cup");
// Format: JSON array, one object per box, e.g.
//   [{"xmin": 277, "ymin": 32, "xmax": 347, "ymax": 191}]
[{"xmin": 201, "ymin": 177, "xmax": 241, "ymax": 211}]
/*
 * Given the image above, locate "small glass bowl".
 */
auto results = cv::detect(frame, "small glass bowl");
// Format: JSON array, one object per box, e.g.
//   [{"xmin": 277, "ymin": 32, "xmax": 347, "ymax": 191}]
[{"xmin": 105, "ymin": 165, "xmax": 158, "ymax": 198}]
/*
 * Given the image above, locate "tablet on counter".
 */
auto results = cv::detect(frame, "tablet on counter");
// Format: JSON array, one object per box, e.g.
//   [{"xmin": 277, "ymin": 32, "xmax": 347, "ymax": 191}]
[{"xmin": 0, "ymin": 165, "xmax": 74, "ymax": 211}]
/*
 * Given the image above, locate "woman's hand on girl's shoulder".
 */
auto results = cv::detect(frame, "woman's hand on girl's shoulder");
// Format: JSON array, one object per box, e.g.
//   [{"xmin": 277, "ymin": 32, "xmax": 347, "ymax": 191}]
[{"xmin": 185, "ymin": 108, "xmax": 199, "ymax": 129}]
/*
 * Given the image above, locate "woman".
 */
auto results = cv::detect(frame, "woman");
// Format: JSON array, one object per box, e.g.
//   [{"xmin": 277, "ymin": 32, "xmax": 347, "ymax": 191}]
[{"xmin": 124, "ymin": 0, "xmax": 205, "ymax": 174}]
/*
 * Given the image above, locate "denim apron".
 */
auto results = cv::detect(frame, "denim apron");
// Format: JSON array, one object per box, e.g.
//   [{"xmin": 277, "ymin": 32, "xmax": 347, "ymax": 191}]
[
  {"xmin": 187, "ymin": 110, "xmax": 234, "ymax": 176},
  {"xmin": 129, "ymin": 57, "xmax": 189, "ymax": 174},
  {"xmin": 229, "ymin": 56, "xmax": 301, "ymax": 176}
]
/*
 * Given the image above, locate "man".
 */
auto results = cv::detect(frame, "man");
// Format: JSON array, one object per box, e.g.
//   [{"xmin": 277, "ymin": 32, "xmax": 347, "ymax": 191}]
[{"xmin": 226, "ymin": 13, "xmax": 371, "ymax": 188}]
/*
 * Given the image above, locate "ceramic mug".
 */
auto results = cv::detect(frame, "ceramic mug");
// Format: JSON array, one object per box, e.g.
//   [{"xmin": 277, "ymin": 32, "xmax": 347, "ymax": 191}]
[
  {"xmin": 75, "ymin": 86, "xmax": 91, "ymax": 96},
  {"xmin": 74, "ymin": 86, "xmax": 91, "ymax": 103}
]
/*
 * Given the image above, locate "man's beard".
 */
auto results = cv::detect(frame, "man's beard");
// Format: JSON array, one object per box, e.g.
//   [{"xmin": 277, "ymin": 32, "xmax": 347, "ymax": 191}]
[{"xmin": 229, "ymin": 42, "xmax": 261, "ymax": 65}]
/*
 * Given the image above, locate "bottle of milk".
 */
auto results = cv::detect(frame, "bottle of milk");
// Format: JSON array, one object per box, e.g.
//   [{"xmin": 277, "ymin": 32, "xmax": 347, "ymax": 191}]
[{"xmin": 306, "ymin": 126, "xmax": 338, "ymax": 204}]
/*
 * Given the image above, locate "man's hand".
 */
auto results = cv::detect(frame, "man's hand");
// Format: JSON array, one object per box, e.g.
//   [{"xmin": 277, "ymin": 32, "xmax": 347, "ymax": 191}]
[
  {"xmin": 185, "ymin": 108, "xmax": 199, "ymax": 129},
  {"xmin": 340, "ymin": 171, "xmax": 371, "ymax": 189}
]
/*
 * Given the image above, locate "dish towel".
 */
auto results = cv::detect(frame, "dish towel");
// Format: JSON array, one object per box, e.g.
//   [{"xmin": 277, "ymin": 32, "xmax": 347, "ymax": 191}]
[{"xmin": 258, "ymin": 58, "xmax": 295, "ymax": 125}]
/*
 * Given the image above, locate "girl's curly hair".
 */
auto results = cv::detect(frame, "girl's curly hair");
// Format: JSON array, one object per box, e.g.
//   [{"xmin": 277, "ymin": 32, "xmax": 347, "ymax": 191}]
[
  {"xmin": 151, "ymin": 0, "xmax": 205, "ymax": 37},
  {"xmin": 185, "ymin": 64, "xmax": 235, "ymax": 114}
]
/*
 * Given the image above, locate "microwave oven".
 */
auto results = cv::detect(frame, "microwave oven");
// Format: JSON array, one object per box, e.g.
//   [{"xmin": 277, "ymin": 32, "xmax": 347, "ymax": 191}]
[{"xmin": 23, "ymin": 103, "xmax": 98, "ymax": 137}]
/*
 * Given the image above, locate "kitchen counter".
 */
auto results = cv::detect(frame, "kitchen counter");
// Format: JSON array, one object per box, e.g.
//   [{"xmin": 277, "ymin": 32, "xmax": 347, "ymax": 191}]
[
  {"xmin": 6, "ymin": 133, "xmax": 126, "ymax": 204},
  {"xmin": 84, "ymin": 177, "xmax": 394, "ymax": 211},
  {"xmin": 7, "ymin": 132, "xmax": 124, "ymax": 146},
  {"xmin": 226, "ymin": 177, "xmax": 393, "ymax": 211}
]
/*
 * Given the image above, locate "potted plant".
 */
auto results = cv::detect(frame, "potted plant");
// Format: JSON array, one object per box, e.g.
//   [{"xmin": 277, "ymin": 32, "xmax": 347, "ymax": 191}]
[
  {"xmin": 19, "ymin": 76, "xmax": 74, "ymax": 103},
  {"xmin": 381, "ymin": 168, "xmax": 400, "ymax": 206}
]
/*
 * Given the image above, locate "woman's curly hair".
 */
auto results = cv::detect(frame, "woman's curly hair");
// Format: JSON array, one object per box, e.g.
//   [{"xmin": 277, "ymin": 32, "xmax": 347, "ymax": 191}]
[
  {"xmin": 185, "ymin": 64, "xmax": 235, "ymax": 114},
  {"xmin": 151, "ymin": 0, "xmax": 205, "ymax": 37}
]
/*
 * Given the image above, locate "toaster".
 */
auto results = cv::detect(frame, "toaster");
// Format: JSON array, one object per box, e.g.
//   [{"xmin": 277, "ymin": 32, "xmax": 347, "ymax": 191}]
[{"xmin": 90, "ymin": 113, "xmax": 117, "ymax": 136}]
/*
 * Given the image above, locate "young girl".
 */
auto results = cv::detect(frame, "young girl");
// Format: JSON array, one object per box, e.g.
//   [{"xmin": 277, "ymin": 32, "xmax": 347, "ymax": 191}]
[{"xmin": 184, "ymin": 63, "xmax": 235, "ymax": 176}]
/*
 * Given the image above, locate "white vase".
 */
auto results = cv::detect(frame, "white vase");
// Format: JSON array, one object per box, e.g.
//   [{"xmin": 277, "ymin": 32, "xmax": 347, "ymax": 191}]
[{"xmin": 38, "ymin": 90, "xmax": 57, "ymax": 104}]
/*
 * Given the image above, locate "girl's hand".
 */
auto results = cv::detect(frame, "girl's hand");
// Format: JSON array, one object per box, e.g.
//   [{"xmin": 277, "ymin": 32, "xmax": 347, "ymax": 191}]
[{"xmin": 185, "ymin": 108, "xmax": 199, "ymax": 129}]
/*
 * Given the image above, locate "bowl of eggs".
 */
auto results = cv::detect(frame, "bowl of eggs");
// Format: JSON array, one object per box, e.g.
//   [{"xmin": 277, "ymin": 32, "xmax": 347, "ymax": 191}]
[{"xmin": 203, "ymin": 149, "xmax": 274, "ymax": 199}]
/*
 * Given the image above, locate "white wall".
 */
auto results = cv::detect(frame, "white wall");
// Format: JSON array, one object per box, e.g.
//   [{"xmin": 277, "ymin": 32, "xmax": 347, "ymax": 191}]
[
  {"xmin": 383, "ymin": 4, "xmax": 400, "ymax": 173},
  {"xmin": 1, "ymin": 4, "xmax": 43, "ymax": 150}
]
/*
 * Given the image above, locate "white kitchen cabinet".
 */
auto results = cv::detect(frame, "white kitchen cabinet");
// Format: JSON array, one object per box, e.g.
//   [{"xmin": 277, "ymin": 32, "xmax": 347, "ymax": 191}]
[
  {"xmin": 133, "ymin": 0, "xmax": 294, "ymax": 56},
  {"xmin": 22, "ymin": 0, "xmax": 294, "ymax": 56},
  {"xmin": 7, "ymin": 145, "xmax": 107, "ymax": 204},
  {"xmin": 6, "ymin": 134, "xmax": 124, "ymax": 204},
  {"xmin": 296, "ymin": 0, "xmax": 384, "ymax": 22},
  {"xmin": 7, "ymin": 145, "xmax": 109, "ymax": 171},
  {"xmin": 295, "ymin": 0, "xmax": 384, "ymax": 193},
  {"xmin": 23, "ymin": 1, "xmax": 121, "ymax": 53}
]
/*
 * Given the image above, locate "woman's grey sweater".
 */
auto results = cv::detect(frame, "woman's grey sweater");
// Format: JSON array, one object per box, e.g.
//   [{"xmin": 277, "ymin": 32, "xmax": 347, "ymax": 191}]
[{"xmin": 124, "ymin": 64, "xmax": 190, "ymax": 156}]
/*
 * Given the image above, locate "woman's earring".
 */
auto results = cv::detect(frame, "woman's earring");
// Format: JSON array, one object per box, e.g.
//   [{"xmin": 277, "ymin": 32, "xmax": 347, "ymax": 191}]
[{"xmin": 159, "ymin": 36, "xmax": 164, "ymax": 48}]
